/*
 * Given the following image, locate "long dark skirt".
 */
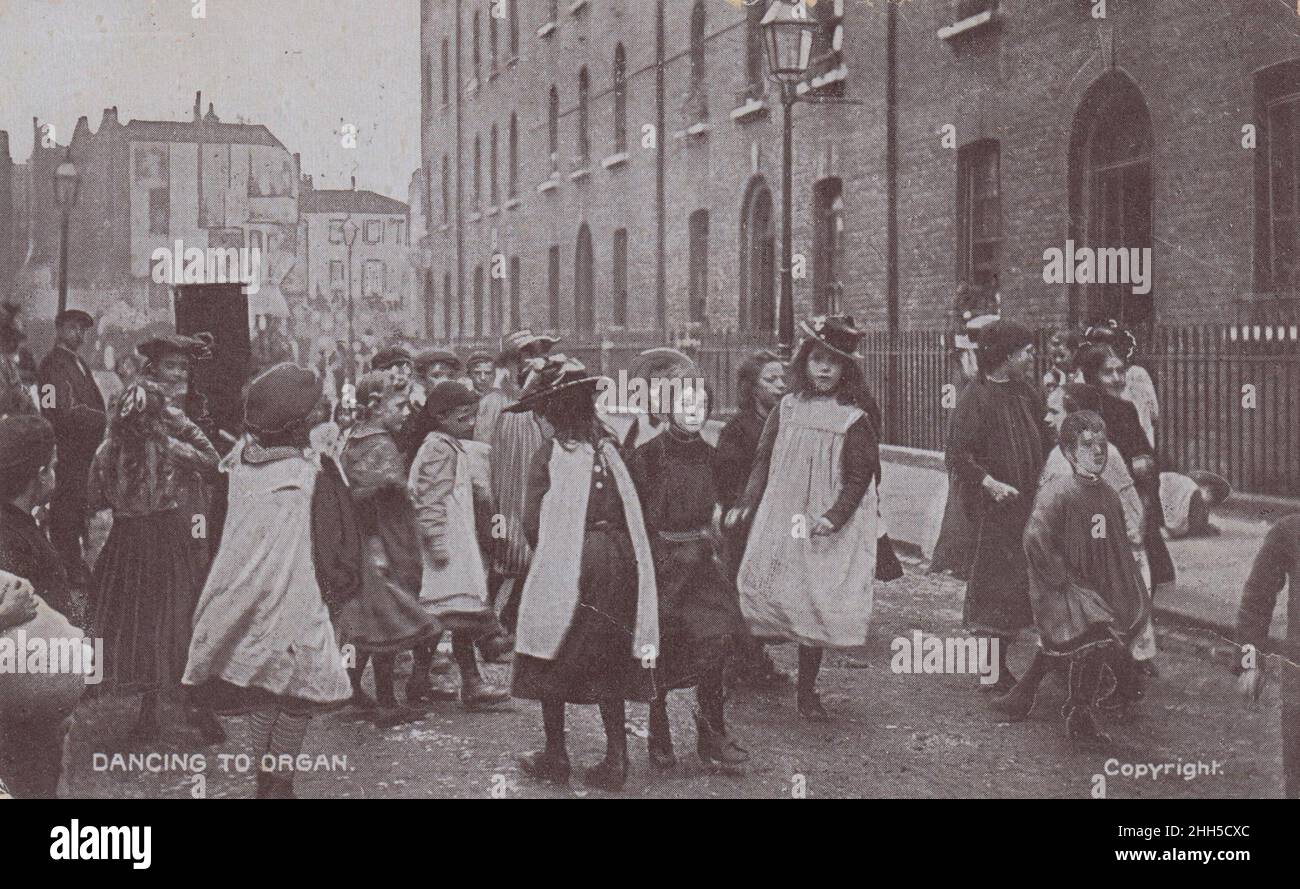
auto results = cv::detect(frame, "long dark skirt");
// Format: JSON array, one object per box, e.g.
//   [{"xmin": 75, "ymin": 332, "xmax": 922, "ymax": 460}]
[
  {"xmin": 962, "ymin": 498, "xmax": 1035, "ymax": 637},
  {"xmin": 512, "ymin": 527, "xmax": 654, "ymax": 704},
  {"xmin": 652, "ymin": 535, "xmax": 744, "ymax": 692},
  {"xmin": 89, "ymin": 509, "xmax": 205, "ymax": 698},
  {"xmin": 930, "ymin": 477, "xmax": 974, "ymax": 579}
]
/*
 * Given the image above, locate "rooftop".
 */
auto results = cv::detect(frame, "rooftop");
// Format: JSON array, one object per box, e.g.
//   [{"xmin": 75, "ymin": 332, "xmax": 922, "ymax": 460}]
[{"xmin": 300, "ymin": 189, "xmax": 408, "ymax": 215}]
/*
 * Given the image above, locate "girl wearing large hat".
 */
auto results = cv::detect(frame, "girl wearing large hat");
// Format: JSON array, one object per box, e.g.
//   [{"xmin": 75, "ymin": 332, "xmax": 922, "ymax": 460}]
[
  {"xmin": 88, "ymin": 380, "xmax": 221, "ymax": 741},
  {"xmin": 507, "ymin": 355, "xmax": 659, "ymax": 791},
  {"xmin": 727, "ymin": 316, "xmax": 880, "ymax": 721},
  {"xmin": 183, "ymin": 363, "xmax": 362, "ymax": 799},
  {"xmin": 627, "ymin": 374, "xmax": 749, "ymax": 772}
]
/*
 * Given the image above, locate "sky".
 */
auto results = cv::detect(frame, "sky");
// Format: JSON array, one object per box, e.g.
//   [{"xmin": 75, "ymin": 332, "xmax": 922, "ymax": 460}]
[{"xmin": 0, "ymin": 0, "xmax": 421, "ymax": 201}]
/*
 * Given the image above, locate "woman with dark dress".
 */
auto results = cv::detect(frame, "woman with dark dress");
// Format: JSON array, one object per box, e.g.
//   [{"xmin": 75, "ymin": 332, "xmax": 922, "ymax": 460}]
[
  {"xmin": 944, "ymin": 319, "xmax": 1048, "ymax": 695},
  {"xmin": 89, "ymin": 381, "xmax": 221, "ymax": 740},
  {"xmin": 714, "ymin": 350, "xmax": 788, "ymax": 687},
  {"xmin": 1077, "ymin": 341, "xmax": 1174, "ymax": 594},
  {"xmin": 629, "ymin": 380, "xmax": 748, "ymax": 773},
  {"xmin": 509, "ymin": 356, "xmax": 658, "ymax": 791}
]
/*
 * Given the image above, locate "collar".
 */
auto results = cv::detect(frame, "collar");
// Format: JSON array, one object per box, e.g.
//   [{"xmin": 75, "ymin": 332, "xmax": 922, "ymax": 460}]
[{"xmin": 243, "ymin": 441, "xmax": 313, "ymax": 466}]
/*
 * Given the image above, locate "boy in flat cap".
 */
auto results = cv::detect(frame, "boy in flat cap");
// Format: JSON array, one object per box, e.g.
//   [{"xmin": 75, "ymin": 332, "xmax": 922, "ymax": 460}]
[{"xmin": 38, "ymin": 309, "xmax": 106, "ymax": 588}]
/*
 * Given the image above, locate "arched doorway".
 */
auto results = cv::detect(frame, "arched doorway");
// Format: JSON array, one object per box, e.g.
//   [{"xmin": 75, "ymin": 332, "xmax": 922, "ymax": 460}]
[
  {"xmin": 739, "ymin": 177, "xmax": 776, "ymax": 334},
  {"xmin": 1068, "ymin": 70, "xmax": 1154, "ymax": 329}
]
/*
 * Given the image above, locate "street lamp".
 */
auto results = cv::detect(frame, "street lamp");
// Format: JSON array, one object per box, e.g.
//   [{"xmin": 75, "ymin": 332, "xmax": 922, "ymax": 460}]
[
  {"xmin": 53, "ymin": 155, "xmax": 80, "ymax": 315},
  {"xmin": 761, "ymin": 0, "xmax": 818, "ymax": 358},
  {"xmin": 342, "ymin": 217, "xmax": 359, "ymax": 382}
]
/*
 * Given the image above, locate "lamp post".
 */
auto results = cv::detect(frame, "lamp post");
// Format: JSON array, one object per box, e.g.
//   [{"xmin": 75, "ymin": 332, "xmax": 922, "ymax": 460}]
[
  {"xmin": 343, "ymin": 217, "xmax": 359, "ymax": 383},
  {"xmin": 761, "ymin": 0, "xmax": 817, "ymax": 359},
  {"xmin": 53, "ymin": 155, "xmax": 80, "ymax": 315}
]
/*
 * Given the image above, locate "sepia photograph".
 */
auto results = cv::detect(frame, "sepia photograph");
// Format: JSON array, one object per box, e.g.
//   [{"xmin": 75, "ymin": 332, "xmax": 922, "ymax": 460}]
[{"xmin": 0, "ymin": 0, "xmax": 1295, "ymax": 853}]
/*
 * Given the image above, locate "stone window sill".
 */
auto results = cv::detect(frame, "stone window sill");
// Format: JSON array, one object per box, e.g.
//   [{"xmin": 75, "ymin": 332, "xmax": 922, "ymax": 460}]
[
  {"xmin": 601, "ymin": 151, "xmax": 629, "ymax": 170},
  {"xmin": 730, "ymin": 98, "xmax": 768, "ymax": 122},
  {"xmin": 937, "ymin": 9, "xmax": 995, "ymax": 41},
  {"xmin": 569, "ymin": 167, "xmax": 591, "ymax": 182},
  {"xmin": 537, "ymin": 177, "xmax": 559, "ymax": 194},
  {"xmin": 537, "ymin": 21, "xmax": 556, "ymax": 39}
]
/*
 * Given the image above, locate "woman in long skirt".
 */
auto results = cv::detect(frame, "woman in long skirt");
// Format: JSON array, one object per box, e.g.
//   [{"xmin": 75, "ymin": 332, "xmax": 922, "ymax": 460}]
[
  {"xmin": 89, "ymin": 381, "xmax": 220, "ymax": 740},
  {"xmin": 509, "ymin": 355, "xmax": 658, "ymax": 791}
]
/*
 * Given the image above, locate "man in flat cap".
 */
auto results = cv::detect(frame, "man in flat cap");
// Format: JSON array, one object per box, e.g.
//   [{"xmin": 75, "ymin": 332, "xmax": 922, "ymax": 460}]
[{"xmin": 37, "ymin": 309, "xmax": 106, "ymax": 587}]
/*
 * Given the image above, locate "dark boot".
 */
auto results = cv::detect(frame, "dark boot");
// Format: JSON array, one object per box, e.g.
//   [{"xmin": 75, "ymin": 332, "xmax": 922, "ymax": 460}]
[
  {"xmin": 585, "ymin": 701, "xmax": 629, "ymax": 791},
  {"xmin": 518, "ymin": 750, "xmax": 571, "ymax": 784},
  {"xmin": 695, "ymin": 711, "xmax": 749, "ymax": 774},
  {"xmin": 187, "ymin": 707, "xmax": 227, "ymax": 745},
  {"xmin": 1063, "ymin": 646, "xmax": 1111, "ymax": 752},
  {"xmin": 647, "ymin": 698, "xmax": 676, "ymax": 770},
  {"xmin": 989, "ymin": 649, "xmax": 1051, "ymax": 722}
]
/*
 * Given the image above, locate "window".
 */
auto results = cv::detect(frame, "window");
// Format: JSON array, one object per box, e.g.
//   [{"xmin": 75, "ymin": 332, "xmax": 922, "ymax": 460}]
[
  {"xmin": 1257, "ymin": 60, "xmax": 1300, "ymax": 296},
  {"xmin": 473, "ymin": 265, "xmax": 484, "ymax": 337},
  {"xmin": 613, "ymin": 44, "xmax": 627, "ymax": 153},
  {"xmin": 744, "ymin": 0, "xmax": 765, "ymax": 101},
  {"xmin": 508, "ymin": 0, "xmax": 519, "ymax": 59},
  {"xmin": 443, "ymin": 271, "xmax": 453, "ymax": 339},
  {"xmin": 364, "ymin": 219, "xmax": 382, "ymax": 244},
  {"xmin": 548, "ymin": 245, "xmax": 561, "ymax": 327},
  {"xmin": 508, "ymin": 113, "xmax": 519, "ymax": 198},
  {"xmin": 423, "ymin": 52, "xmax": 433, "ymax": 111},
  {"xmin": 577, "ymin": 67, "xmax": 590, "ymax": 167},
  {"xmin": 490, "ymin": 255, "xmax": 503, "ymax": 335},
  {"xmin": 149, "ymin": 187, "xmax": 169, "ymax": 235},
  {"xmin": 1068, "ymin": 71, "xmax": 1153, "ymax": 327},
  {"xmin": 575, "ymin": 224, "xmax": 594, "ymax": 334},
  {"xmin": 329, "ymin": 219, "xmax": 344, "ymax": 244},
  {"xmin": 548, "ymin": 86, "xmax": 560, "ymax": 174},
  {"xmin": 490, "ymin": 124, "xmax": 499, "ymax": 205},
  {"xmin": 473, "ymin": 134, "xmax": 482, "ymax": 208},
  {"xmin": 441, "ymin": 39, "xmax": 450, "ymax": 105},
  {"xmin": 957, "ymin": 141, "xmax": 1000, "ymax": 301},
  {"xmin": 489, "ymin": 6, "xmax": 498, "ymax": 74},
  {"xmin": 740, "ymin": 178, "xmax": 775, "ymax": 332},
  {"xmin": 441, "ymin": 155, "xmax": 450, "ymax": 223},
  {"xmin": 689, "ymin": 1, "xmax": 707, "ymax": 122},
  {"xmin": 472, "ymin": 12, "xmax": 481, "ymax": 83},
  {"xmin": 812, "ymin": 177, "xmax": 844, "ymax": 314},
  {"xmin": 425, "ymin": 271, "xmax": 437, "ymax": 338},
  {"xmin": 330, "ymin": 259, "xmax": 345, "ymax": 284},
  {"xmin": 509, "ymin": 255, "xmax": 521, "ymax": 330},
  {"xmin": 612, "ymin": 228, "xmax": 628, "ymax": 326},
  {"xmin": 688, "ymin": 209, "xmax": 709, "ymax": 324},
  {"xmin": 363, "ymin": 259, "xmax": 385, "ymax": 297},
  {"xmin": 395, "ymin": 218, "xmax": 406, "ymax": 245}
]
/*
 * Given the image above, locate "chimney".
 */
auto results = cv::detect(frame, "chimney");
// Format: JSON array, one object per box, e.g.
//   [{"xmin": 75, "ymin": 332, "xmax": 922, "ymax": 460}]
[
  {"xmin": 194, "ymin": 91, "xmax": 202, "ymax": 123},
  {"xmin": 99, "ymin": 106, "xmax": 119, "ymax": 131},
  {"xmin": 350, "ymin": 176, "xmax": 356, "ymax": 190},
  {"xmin": 205, "ymin": 102, "xmax": 219, "ymax": 123},
  {"xmin": 72, "ymin": 115, "xmax": 90, "ymax": 145},
  {"xmin": 0, "ymin": 131, "xmax": 9, "ymax": 163}
]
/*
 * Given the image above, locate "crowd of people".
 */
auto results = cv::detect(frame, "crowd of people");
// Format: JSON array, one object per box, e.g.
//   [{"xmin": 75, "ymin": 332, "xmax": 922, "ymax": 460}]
[{"xmin": 0, "ymin": 300, "xmax": 1295, "ymax": 798}]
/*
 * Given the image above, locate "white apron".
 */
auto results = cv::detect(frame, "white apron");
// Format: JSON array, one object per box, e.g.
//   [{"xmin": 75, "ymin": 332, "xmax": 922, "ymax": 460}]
[
  {"xmin": 737, "ymin": 395, "xmax": 877, "ymax": 648},
  {"xmin": 183, "ymin": 442, "xmax": 352, "ymax": 703},
  {"xmin": 408, "ymin": 433, "xmax": 490, "ymax": 615}
]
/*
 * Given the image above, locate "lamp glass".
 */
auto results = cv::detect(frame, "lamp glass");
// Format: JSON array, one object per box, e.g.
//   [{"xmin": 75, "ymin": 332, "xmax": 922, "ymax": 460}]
[
  {"xmin": 54, "ymin": 161, "xmax": 79, "ymax": 208},
  {"xmin": 343, "ymin": 219, "xmax": 359, "ymax": 246},
  {"xmin": 761, "ymin": 0, "xmax": 817, "ymax": 82}
]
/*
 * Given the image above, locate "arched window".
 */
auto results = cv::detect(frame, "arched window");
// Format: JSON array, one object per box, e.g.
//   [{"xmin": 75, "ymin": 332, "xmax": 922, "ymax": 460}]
[
  {"xmin": 473, "ymin": 264, "xmax": 485, "ymax": 337},
  {"xmin": 472, "ymin": 11, "xmax": 481, "ymax": 82},
  {"xmin": 440, "ymin": 154, "xmax": 449, "ymax": 223},
  {"xmin": 577, "ymin": 67, "xmax": 590, "ymax": 167},
  {"xmin": 508, "ymin": 113, "xmax": 519, "ymax": 198},
  {"xmin": 548, "ymin": 86, "xmax": 559, "ymax": 174},
  {"xmin": 613, "ymin": 228, "xmax": 629, "ymax": 326},
  {"xmin": 489, "ymin": 6, "xmax": 498, "ymax": 74},
  {"xmin": 957, "ymin": 140, "xmax": 1001, "ymax": 298},
  {"xmin": 509, "ymin": 255, "xmax": 521, "ymax": 330},
  {"xmin": 441, "ymin": 39, "xmax": 449, "ymax": 105},
  {"xmin": 812, "ymin": 177, "xmax": 844, "ymax": 315},
  {"xmin": 689, "ymin": 1, "xmax": 707, "ymax": 121},
  {"xmin": 1068, "ymin": 71, "xmax": 1153, "ymax": 328},
  {"xmin": 688, "ymin": 209, "xmax": 710, "ymax": 324},
  {"xmin": 473, "ymin": 134, "xmax": 482, "ymax": 208},
  {"xmin": 575, "ymin": 223, "xmax": 594, "ymax": 334},
  {"xmin": 425, "ymin": 270, "xmax": 437, "ymax": 338},
  {"xmin": 490, "ymin": 123, "xmax": 499, "ymax": 205},
  {"xmin": 489, "ymin": 256, "xmax": 503, "ymax": 335},
  {"xmin": 613, "ymin": 44, "xmax": 627, "ymax": 152},
  {"xmin": 744, "ymin": 0, "xmax": 765, "ymax": 101},
  {"xmin": 443, "ymin": 271, "xmax": 453, "ymax": 340},
  {"xmin": 508, "ymin": 0, "xmax": 519, "ymax": 59},
  {"xmin": 739, "ymin": 178, "xmax": 775, "ymax": 333}
]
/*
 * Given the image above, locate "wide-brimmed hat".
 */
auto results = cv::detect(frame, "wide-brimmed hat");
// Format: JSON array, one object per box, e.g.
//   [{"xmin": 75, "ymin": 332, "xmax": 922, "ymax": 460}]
[
  {"xmin": 422, "ymin": 380, "xmax": 480, "ymax": 418},
  {"xmin": 55, "ymin": 309, "xmax": 95, "ymax": 330},
  {"xmin": 504, "ymin": 354, "xmax": 603, "ymax": 414},
  {"xmin": 628, "ymin": 346, "xmax": 698, "ymax": 382},
  {"xmin": 413, "ymin": 348, "xmax": 462, "ymax": 374},
  {"xmin": 138, "ymin": 332, "xmax": 214, "ymax": 365},
  {"xmin": 798, "ymin": 315, "xmax": 865, "ymax": 361},
  {"xmin": 1187, "ymin": 470, "xmax": 1231, "ymax": 506},
  {"xmin": 500, "ymin": 329, "xmax": 558, "ymax": 360},
  {"xmin": 243, "ymin": 362, "xmax": 324, "ymax": 436},
  {"xmin": 371, "ymin": 345, "xmax": 413, "ymax": 371}
]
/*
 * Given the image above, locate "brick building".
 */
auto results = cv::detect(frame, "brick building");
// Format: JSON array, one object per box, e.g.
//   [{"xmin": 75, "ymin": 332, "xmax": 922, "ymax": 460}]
[{"xmin": 419, "ymin": 0, "xmax": 1300, "ymax": 344}]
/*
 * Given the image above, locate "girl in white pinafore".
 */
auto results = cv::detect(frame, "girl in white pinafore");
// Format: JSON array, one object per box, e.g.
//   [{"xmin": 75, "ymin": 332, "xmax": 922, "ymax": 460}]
[{"xmin": 731, "ymin": 317, "xmax": 879, "ymax": 722}]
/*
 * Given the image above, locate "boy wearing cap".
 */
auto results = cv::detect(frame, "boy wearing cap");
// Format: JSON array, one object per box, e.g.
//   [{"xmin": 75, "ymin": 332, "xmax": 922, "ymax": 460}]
[{"xmin": 38, "ymin": 309, "xmax": 106, "ymax": 588}]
